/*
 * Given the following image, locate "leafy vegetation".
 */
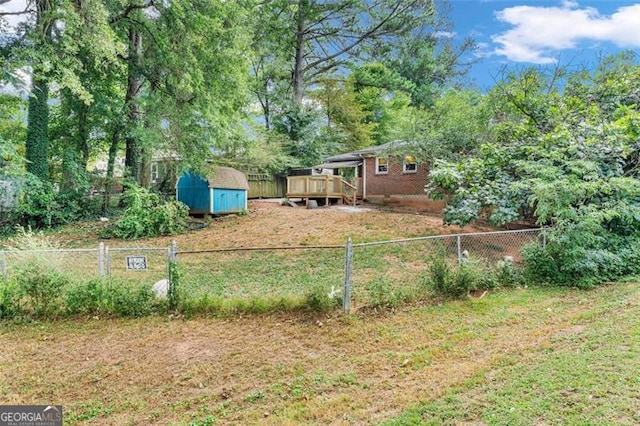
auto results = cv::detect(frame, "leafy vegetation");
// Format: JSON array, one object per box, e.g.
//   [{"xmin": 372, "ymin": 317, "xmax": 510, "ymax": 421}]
[
  {"xmin": 1, "ymin": 0, "xmax": 475, "ymax": 227},
  {"xmin": 101, "ymin": 185, "xmax": 189, "ymax": 239},
  {"xmin": 428, "ymin": 53, "xmax": 640, "ymax": 287}
]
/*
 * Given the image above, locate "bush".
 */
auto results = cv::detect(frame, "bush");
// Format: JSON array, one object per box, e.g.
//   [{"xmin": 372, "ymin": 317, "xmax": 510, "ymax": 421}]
[
  {"xmin": 101, "ymin": 185, "xmax": 189, "ymax": 239},
  {"xmin": 65, "ymin": 279, "xmax": 108, "ymax": 316},
  {"xmin": 16, "ymin": 266, "xmax": 68, "ymax": 318},
  {"xmin": 522, "ymin": 226, "xmax": 639, "ymax": 289},
  {"xmin": 6, "ymin": 173, "xmax": 97, "ymax": 229},
  {"xmin": 422, "ymin": 254, "xmax": 476, "ymax": 299},
  {"xmin": 422, "ymin": 254, "xmax": 498, "ymax": 299},
  {"xmin": 365, "ymin": 279, "xmax": 410, "ymax": 308},
  {"xmin": 305, "ymin": 284, "xmax": 341, "ymax": 312},
  {"xmin": 11, "ymin": 174, "xmax": 60, "ymax": 228},
  {"xmin": 0, "ymin": 278, "xmax": 22, "ymax": 319},
  {"xmin": 494, "ymin": 258, "xmax": 524, "ymax": 288},
  {"xmin": 106, "ymin": 282, "xmax": 156, "ymax": 317}
]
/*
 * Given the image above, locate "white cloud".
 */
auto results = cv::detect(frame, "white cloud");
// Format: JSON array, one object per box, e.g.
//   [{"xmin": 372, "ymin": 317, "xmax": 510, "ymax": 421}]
[
  {"xmin": 433, "ymin": 30, "xmax": 456, "ymax": 39},
  {"xmin": 492, "ymin": 2, "xmax": 640, "ymax": 64}
]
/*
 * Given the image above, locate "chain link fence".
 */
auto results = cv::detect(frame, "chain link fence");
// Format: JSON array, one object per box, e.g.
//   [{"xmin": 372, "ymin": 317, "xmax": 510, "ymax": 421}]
[
  {"xmin": 176, "ymin": 246, "xmax": 344, "ymax": 302},
  {"xmin": 0, "ymin": 248, "xmax": 101, "ymax": 285},
  {"xmin": 349, "ymin": 229, "xmax": 542, "ymax": 309},
  {"xmin": 0, "ymin": 229, "xmax": 543, "ymax": 312},
  {"xmin": 105, "ymin": 247, "xmax": 172, "ymax": 286},
  {"xmin": 0, "ymin": 244, "xmax": 175, "ymax": 287}
]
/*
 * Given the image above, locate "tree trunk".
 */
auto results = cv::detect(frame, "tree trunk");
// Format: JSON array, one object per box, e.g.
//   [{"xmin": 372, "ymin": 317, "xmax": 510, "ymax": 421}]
[
  {"xmin": 26, "ymin": 78, "xmax": 50, "ymax": 181},
  {"xmin": 124, "ymin": 25, "xmax": 143, "ymax": 185},
  {"xmin": 102, "ymin": 127, "xmax": 120, "ymax": 213},
  {"xmin": 77, "ymin": 101, "xmax": 90, "ymax": 168},
  {"xmin": 25, "ymin": 0, "xmax": 55, "ymax": 182},
  {"xmin": 292, "ymin": 0, "xmax": 307, "ymax": 106}
]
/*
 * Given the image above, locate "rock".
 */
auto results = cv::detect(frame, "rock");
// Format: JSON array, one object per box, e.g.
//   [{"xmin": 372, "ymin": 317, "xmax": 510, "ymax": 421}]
[
  {"xmin": 152, "ymin": 279, "xmax": 169, "ymax": 298},
  {"xmin": 307, "ymin": 200, "xmax": 318, "ymax": 209}
]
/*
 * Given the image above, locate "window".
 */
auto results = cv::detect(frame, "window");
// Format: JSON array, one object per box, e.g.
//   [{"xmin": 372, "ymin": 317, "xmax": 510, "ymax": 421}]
[
  {"xmin": 151, "ymin": 163, "xmax": 159, "ymax": 183},
  {"xmin": 403, "ymin": 155, "xmax": 417, "ymax": 173},
  {"xmin": 376, "ymin": 157, "xmax": 388, "ymax": 174}
]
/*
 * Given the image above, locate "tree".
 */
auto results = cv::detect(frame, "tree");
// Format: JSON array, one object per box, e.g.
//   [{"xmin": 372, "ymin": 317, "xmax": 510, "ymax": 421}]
[
  {"xmin": 253, "ymin": 0, "xmax": 437, "ymax": 108},
  {"xmin": 1, "ymin": 0, "xmax": 123, "ymax": 182},
  {"xmin": 108, "ymin": 0, "xmax": 250, "ymax": 183},
  {"xmin": 428, "ymin": 53, "xmax": 640, "ymax": 286}
]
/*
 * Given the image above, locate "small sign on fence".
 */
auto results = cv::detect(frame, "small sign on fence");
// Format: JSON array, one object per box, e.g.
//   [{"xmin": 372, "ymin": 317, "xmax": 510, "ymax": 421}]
[{"xmin": 126, "ymin": 255, "xmax": 147, "ymax": 270}]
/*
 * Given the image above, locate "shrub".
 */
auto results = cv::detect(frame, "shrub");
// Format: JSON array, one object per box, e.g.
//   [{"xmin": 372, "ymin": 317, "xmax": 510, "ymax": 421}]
[
  {"xmin": 305, "ymin": 284, "xmax": 341, "ymax": 312},
  {"xmin": 11, "ymin": 174, "xmax": 60, "ymax": 228},
  {"xmin": 522, "ymin": 225, "xmax": 638, "ymax": 289},
  {"xmin": 423, "ymin": 254, "xmax": 461, "ymax": 298},
  {"xmin": 422, "ymin": 254, "xmax": 492, "ymax": 299},
  {"xmin": 106, "ymin": 282, "xmax": 156, "ymax": 317},
  {"xmin": 365, "ymin": 279, "xmax": 408, "ymax": 308},
  {"xmin": 65, "ymin": 279, "xmax": 108, "ymax": 316},
  {"xmin": 0, "ymin": 226, "xmax": 69, "ymax": 318},
  {"xmin": 494, "ymin": 259, "xmax": 524, "ymax": 288},
  {"xmin": 16, "ymin": 266, "xmax": 68, "ymax": 318},
  {"xmin": 0, "ymin": 278, "xmax": 22, "ymax": 319},
  {"xmin": 101, "ymin": 185, "xmax": 189, "ymax": 239},
  {"xmin": 7, "ymin": 172, "xmax": 97, "ymax": 229}
]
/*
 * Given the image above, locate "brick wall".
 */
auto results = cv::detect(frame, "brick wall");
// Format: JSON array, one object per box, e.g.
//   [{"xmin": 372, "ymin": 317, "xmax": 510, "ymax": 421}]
[{"xmin": 364, "ymin": 156, "xmax": 429, "ymax": 196}]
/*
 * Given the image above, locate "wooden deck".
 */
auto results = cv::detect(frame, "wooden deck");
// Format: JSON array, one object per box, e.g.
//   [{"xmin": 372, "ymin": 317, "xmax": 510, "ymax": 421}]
[{"xmin": 286, "ymin": 175, "xmax": 358, "ymax": 206}]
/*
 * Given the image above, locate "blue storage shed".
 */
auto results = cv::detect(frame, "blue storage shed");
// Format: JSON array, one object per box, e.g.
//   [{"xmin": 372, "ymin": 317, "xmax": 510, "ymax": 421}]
[{"xmin": 176, "ymin": 167, "xmax": 249, "ymax": 215}]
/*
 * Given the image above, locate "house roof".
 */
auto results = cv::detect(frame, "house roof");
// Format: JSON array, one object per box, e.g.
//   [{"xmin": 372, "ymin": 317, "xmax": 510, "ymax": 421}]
[
  {"xmin": 324, "ymin": 141, "xmax": 411, "ymax": 163},
  {"xmin": 315, "ymin": 160, "xmax": 363, "ymax": 169},
  {"xmin": 207, "ymin": 166, "xmax": 249, "ymax": 190}
]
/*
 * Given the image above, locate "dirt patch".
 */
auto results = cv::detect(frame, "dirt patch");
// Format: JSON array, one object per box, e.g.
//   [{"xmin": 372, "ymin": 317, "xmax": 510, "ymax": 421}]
[{"xmin": 54, "ymin": 200, "xmax": 493, "ymax": 249}]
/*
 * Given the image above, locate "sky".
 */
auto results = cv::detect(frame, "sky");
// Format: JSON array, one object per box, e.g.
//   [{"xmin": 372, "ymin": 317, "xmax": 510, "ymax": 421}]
[
  {"xmin": 1, "ymin": 0, "xmax": 638, "ymax": 94},
  {"xmin": 447, "ymin": 0, "xmax": 640, "ymax": 89}
]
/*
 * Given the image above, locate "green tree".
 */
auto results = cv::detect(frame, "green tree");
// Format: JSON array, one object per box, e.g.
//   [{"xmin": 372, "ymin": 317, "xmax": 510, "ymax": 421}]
[{"xmin": 428, "ymin": 53, "xmax": 640, "ymax": 286}]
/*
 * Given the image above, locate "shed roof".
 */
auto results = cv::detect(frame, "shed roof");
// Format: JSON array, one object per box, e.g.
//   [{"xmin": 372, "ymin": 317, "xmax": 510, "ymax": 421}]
[{"xmin": 207, "ymin": 166, "xmax": 249, "ymax": 190}]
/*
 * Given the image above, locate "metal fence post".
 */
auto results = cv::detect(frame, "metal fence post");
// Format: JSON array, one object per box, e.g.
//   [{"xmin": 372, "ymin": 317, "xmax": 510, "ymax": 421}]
[
  {"xmin": 342, "ymin": 237, "xmax": 353, "ymax": 314},
  {"xmin": 98, "ymin": 242, "xmax": 105, "ymax": 280},
  {"xmin": 105, "ymin": 246, "xmax": 111, "ymax": 288},
  {"xmin": 542, "ymin": 228, "xmax": 547, "ymax": 250},
  {"xmin": 166, "ymin": 240, "xmax": 177, "ymax": 283},
  {"xmin": 171, "ymin": 240, "xmax": 178, "ymax": 263},
  {"xmin": 456, "ymin": 234, "xmax": 462, "ymax": 265}
]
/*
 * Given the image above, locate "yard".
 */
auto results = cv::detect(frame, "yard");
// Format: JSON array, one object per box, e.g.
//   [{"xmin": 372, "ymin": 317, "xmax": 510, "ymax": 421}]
[{"xmin": 1, "ymin": 201, "xmax": 639, "ymax": 424}]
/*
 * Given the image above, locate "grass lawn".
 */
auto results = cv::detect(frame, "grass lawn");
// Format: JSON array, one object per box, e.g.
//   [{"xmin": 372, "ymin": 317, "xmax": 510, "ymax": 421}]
[{"xmin": 1, "ymin": 282, "xmax": 638, "ymax": 425}]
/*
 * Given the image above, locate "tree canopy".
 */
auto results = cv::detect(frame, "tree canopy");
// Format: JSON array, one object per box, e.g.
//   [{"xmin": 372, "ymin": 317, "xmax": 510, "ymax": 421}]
[{"xmin": 428, "ymin": 52, "xmax": 640, "ymax": 286}]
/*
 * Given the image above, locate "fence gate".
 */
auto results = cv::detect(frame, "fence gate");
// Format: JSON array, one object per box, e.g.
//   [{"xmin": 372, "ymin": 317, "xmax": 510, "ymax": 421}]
[{"xmin": 105, "ymin": 247, "xmax": 171, "ymax": 286}]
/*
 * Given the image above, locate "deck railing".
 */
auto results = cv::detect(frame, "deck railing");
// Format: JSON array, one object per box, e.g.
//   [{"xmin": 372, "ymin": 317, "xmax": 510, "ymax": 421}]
[{"xmin": 286, "ymin": 175, "xmax": 357, "ymax": 205}]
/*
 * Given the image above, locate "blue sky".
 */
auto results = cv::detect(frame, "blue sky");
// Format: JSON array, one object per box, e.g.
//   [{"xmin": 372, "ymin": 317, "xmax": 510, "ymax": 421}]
[{"xmin": 447, "ymin": 0, "xmax": 640, "ymax": 89}]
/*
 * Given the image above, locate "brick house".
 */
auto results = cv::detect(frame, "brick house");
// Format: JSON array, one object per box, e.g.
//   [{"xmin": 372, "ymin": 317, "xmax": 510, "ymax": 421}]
[{"xmin": 316, "ymin": 141, "xmax": 445, "ymax": 211}]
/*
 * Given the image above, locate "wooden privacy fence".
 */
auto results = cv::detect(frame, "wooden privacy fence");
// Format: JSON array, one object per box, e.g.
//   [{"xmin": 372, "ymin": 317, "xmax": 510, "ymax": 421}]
[{"xmin": 247, "ymin": 173, "xmax": 286, "ymax": 199}]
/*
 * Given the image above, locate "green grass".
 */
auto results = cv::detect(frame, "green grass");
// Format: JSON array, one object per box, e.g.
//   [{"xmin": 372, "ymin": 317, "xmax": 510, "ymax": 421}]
[
  {"xmin": 384, "ymin": 284, "xmax": 640, "ymax": 426},
  {"xmin": 1, "ymin": 283, "xmax": 639, "ymax": 424},
  {"xmin": 179, "ymin": 249, "xmax": 344, "ymax": 300}
]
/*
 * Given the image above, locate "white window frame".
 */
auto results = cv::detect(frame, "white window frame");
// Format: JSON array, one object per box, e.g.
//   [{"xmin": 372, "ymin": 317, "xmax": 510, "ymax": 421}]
[
  {"xmin": 375, "ymin": 157, "xmax": 388, "ymax": 174},
  {"xmin": 151, "ymin": 163, "xmax": 159, "ymax": 183},
  {"xmin": 403, "ymin": 155, "xmax": 417, "ymax": 174}
]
